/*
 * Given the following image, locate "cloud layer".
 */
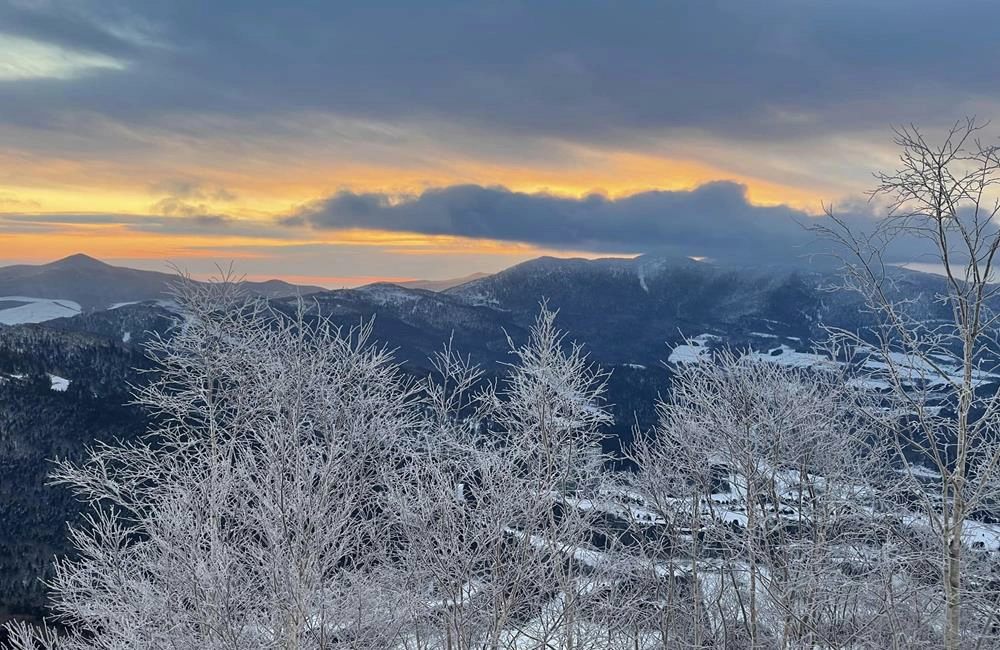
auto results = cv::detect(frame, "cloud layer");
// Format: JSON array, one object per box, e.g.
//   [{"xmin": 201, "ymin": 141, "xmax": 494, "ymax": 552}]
[
  {"xmin": 289, "ymin": 182, "xmax": 874, "ymax": 264},
  {"xmin": 2, "ymin": 1, "xmax": 999, "ymax": 141},
  {"xmin": 0, "ymin": 1, "xmax": 981, "ymax": 278}
]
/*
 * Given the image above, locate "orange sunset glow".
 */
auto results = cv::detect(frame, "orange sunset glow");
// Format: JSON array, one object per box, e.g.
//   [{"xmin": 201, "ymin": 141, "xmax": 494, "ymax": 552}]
[
  {"xmin": 2, "ymin": 143, "xmax": 838, "ymax": 282},
  {"xmin": 0, "ymin": 1, "xmax": 961, "ymax": 282}
]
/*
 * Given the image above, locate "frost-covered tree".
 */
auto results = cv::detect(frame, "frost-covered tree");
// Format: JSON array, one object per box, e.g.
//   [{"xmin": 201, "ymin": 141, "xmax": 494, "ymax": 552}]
[
  {"xmin": 385, "ymin": 307, "xmax": 615, "ymax": 650},
  {"xmin": 626, "ymin": 351, "xmax": 920, "ymax": 649},
  {"xmin": 382, "ymin": 341, "xmax": 509, "ymax": 649},
  {"xmin": 479, "ymin": 306, "xmax": 612, "ymax": 649},
  {"xmin": 6, "ymin": 279, "xmax": 422, "ymax": 649},
  {"xmin": 818, "ymin": 118, "xmax": 1000, "ymax": 649}
]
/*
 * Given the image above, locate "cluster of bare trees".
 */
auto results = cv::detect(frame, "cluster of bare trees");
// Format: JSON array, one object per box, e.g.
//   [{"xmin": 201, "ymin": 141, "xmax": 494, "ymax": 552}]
[
  {"xmin": 3, "ymin": 286, "xmax": 623, "ymax": 650},
  {"xmin": 7, "ymin": 120, "xmax": 1000, "ymax": 649},
  {"xmin": 630, "ymin": 353, "xmax": 881, "ymax": 647}
]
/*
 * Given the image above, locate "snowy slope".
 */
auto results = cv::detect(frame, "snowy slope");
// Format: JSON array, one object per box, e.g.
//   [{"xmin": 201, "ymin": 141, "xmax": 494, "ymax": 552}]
[
  {"xmin": 0, "ymin": 296, "xmax": 81, "ymax": 325},
  {"xmin": 48, "ymin": 374, "xmax": 71, "ymax": 391}
]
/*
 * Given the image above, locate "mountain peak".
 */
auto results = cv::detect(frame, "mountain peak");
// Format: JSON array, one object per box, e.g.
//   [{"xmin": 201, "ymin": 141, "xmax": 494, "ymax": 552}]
[{"xmin": 48, "ymin": 253, "xmax": 112, "ymax": 270}]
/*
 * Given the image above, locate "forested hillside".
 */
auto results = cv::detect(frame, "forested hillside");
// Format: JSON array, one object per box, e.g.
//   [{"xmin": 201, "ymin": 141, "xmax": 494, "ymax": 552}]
[{"xmin": 0, "ymin": 326, "xmax": 149, "ymax": 618}]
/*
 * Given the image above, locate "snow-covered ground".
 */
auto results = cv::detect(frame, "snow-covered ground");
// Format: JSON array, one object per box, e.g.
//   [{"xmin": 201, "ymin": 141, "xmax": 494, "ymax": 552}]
[
  {"xmin": 862, "ymin": 351, "xmax": 998, "ymax": 388},
  {"xmin": 667, "ymin": 334, "xmax": 719, "ymax": 364},
  {"xmin": 0, "ymin": 296, "xmax": 81, "ymax": 324},
  {"xmin": 749, "ymin": 344, "xmax": 840, "ymax": 370},
  {"xmin": 110, "ymin": 298, "xmax": 180, "ymax": 313},
  {"xmin": 0, "ymin": 372, "xmax": 72, "ymax": 391},
  {"xmin": 667, "ymin": 334, "xmax": 1000, "ymax": 405},
  {"xmin": 48, "ymin": 374, "xmax": 71, "ymax": 391},
  {"xmin": 355, "ymin": 284, "xmax": 425, "ymax": 309}
]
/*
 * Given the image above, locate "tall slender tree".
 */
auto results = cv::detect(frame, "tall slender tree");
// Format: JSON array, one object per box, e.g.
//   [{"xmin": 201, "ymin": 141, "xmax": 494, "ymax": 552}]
[{"xmin": 817, "ymin": 117, "xmax": 1000, "ymax": 649}]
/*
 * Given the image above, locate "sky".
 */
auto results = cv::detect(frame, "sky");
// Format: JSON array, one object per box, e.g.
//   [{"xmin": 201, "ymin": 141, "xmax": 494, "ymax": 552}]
[{"xmin": 1, "ymin": 0, "xmax": 998, "ymax": 285}]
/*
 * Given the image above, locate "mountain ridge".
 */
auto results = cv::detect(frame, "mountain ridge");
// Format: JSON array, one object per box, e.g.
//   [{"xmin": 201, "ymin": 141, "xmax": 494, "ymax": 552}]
[
  {"xmin": 394, "ymin": 272, "xmax": 491, "ymax": 292},
  {"xmin": 0, "ymin": 254, "xmax": 326, "ymax": 312}
]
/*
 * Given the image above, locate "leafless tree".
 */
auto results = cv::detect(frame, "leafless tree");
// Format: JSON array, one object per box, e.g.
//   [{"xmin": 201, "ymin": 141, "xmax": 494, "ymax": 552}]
[
  {"xmin": 386, "ymin": 307, "xmax": 615, "ymax": 650},
  {"xmin": 815, "ymin": 117, "xmax": 1000, "ymax": 649},
  {"xmin": 627, "ymin": 350, "xmax": 919, "ymax": 649},
  {"xmin": 482, "ymin": 306, "xmax": 613, "ymax": 650},
  {"xmin": 5, "ymin": 279, "xmax": 422, "ymax": 649}
]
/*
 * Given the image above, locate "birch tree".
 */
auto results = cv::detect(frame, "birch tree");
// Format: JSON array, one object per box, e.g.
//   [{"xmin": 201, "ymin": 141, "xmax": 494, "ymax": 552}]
[{"xmin": 817, "ymin": 117, "xmax": 1000, "ymax": 649}]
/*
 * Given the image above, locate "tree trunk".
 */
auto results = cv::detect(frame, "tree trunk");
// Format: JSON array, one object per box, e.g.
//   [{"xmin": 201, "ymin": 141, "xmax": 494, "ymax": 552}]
[{"xmin": 945, "ymin": 518, "xmax": 964, "ymax": 650}]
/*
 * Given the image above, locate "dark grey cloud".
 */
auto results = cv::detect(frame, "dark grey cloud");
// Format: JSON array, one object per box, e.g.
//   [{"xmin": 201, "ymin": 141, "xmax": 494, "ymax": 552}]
[
  {"xmin": 2, "ymin": 1, "xmax": 1000, "ymax": 143},
  {"xmin": 287, "ymin": 181, "xmax": 925, "ymax": 265}
]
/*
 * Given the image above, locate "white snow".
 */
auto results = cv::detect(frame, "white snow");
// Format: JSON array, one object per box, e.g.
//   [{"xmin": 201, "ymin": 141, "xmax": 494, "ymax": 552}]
[
  {"xmin": 863, "ymin": 351, "xmax": 998, "ymax": 388},
  {"xmin": 750, "ymin": 345, "xmax": 841, "ymax": 370},
  {"xmin": 109, "ymin": 299, "xmax": 180, "ymax": 313},
  {"xmin": 846, "ymin": 376, "xmax": 894, "ymax": 390},
  {"xmin": 963, "ymin": 520, "xmax": 1000, "ymax": 551},
  {"xmin": 897, "ymin": 465, "xmax": 942, "ymax": 480},
  {"xmin": 667, "ymin": 334, "xmax": 719, "ymax": 365},
  {"xmin": 0, "ymin": 296, "xmax": 81, "ymax": 324},
  {"xmin": 48, "ymin": 374, "xmax": 71, "ymax": 391},
  {"xmin": 668, "ymin": 345, "xmax": 706, "ymax": 364},
  {"xmin": 637, "ymin": 267, "xmax": 649, "ymax": 293}
]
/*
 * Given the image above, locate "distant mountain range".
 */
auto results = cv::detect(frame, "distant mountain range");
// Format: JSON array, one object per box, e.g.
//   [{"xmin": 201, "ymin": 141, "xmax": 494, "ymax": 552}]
[
  {"xmin": 0, "ymin": 255, "xmax": 495, "ymax": 327},
  {"xmin": 0, "ymin": 252, "xmax": 961, "ymax": 365},
  {"xmin": 0, "ymin": 254, "xmax": 325, "ymax": 314},
  {"xmin": 0, "ymin": 251, "xmax": 979, "ymax": 618}
]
